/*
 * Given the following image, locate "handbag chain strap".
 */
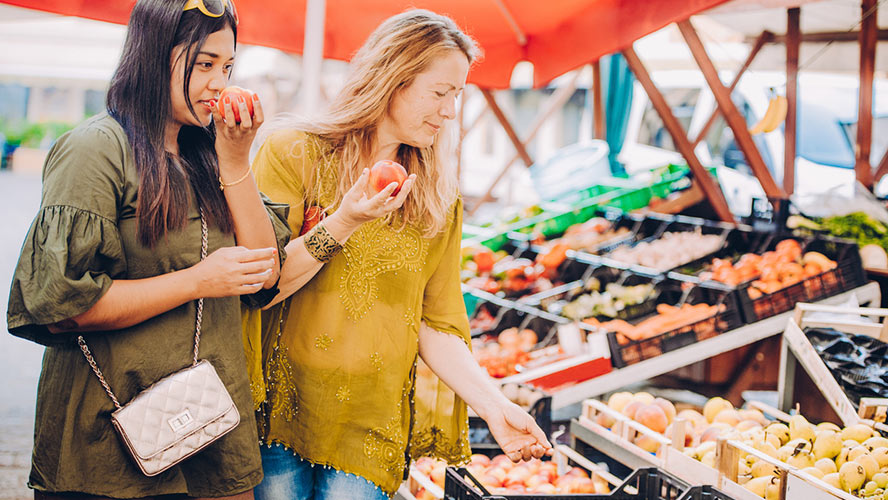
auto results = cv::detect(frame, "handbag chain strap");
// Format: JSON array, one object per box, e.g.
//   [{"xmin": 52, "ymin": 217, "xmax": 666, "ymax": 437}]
[{"xmin": 77, "ymin": 209, "xmax": 208, "ymax": 411}]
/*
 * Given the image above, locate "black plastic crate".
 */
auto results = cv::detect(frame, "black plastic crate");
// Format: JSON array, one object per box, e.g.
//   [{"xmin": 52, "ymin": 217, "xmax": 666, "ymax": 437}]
[
  {"xmin": 668, "ymin": 225, "xmax": 768, "ymax": 280},
  {"xmin": 469, "ymin": 384, "xmax": 552, "ymax": 450},
  {"xmin": 734, "ymin": 235, "xmax": 866, "ymax": 323},
  {"xmin": 523, "ymin": 266, "xmax": 663, "ymax": 324},
  {"xmin": 600, "ymin": 216, "xmax": 739, "ymax": 275},
  {"xmin": 677, "ymin": 486, "xmax": 737, "ymax": 500},
  {"xmin": 596, "ymin": 281, "xmax": 744, "ymax": 368},
  {"xmin": 444, "ymin": 466, "xmax": 689, "ymax": 500},
  {"xmin": 511, "ymin": 210, "xmax": 650, "ymax": 256}
]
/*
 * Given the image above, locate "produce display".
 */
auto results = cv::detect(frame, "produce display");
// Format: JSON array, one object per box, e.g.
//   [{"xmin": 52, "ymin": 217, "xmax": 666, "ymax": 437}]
[
  {"xmin": 696, "ymin": 239, "xmax": 838, "ymax": 298},
  {"xmin": 593, "ymin": 391, "xmax": 888, "ymax": 499},
  {"xmin": 585, "ymin": 303, "xmax": 725, "ymax": 344},
  {"xmin": 471, "ymin": 327, "xmax": 540, "ymax": 378},
  {"xmin": 461, "ymin": 245, "xmax": 567, "ymax": 296},
  {"xmin": 806, "ymin": 327, "xmax": 888, "ymax": 406},
  {"xmin": 536, "ymin": 217, "xmax": 633, "ymax": 253},
  {"xmin": 607, "ymin": 230, "xmax": 723, "ymax": 271},
  {"xmin": 410, "ymin": 454, "xmax": 610, "ymax": 497},
  {"xmin": 555, "ymin": 279, "xmax": 657, "ymax": 321},
  {"xmin": 790, "ymin": 212, "xmax": 888, "ymax": 269}
]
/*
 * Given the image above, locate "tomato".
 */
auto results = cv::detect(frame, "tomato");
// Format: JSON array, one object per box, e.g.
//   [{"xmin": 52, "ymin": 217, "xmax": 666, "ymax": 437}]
[
  {"xmin": 217, "ymin": 86, "xmax": 255, "ymax": 123},
  {"xmin": 473, "ymin": 248, "xmax": 495, "ymax": 274},
  {"xmin": 368, "ymin": 160, "xmax": 408, "ymax": 196}
]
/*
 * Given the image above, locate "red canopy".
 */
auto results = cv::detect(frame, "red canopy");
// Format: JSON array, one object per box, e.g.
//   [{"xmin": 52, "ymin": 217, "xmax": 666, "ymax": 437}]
[{"xmin": 1, "ymin": 0, "xmax": 731, "ymax": 88}]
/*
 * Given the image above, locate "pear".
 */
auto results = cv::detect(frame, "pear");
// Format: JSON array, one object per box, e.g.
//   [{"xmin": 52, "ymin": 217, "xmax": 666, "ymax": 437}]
[
  {"xmin": 864, "ymin": 481, "xmax": 880, "ymax": 496},
  {"xmin": 816, "ymin": 457, "xmax": 838, "ymax": 475},
  {"xmin": 753, "ymin": 440, "xmax": 780, "ymax": 459},
  {"xmin": 787, "ymin": 438, "xmax": 813, "ymax": 454},
  {"xmin": 765, "ymin": 423, "xmax": 791, "ymax": 446},
  {"xmin": 789, "ymin": 415, "xmax": 816, "ymax": 442},
  {"xmin": 872, "ymin": 447, "xmax": 888, "ymax": 469},
  {"xmin": 751, "ymin": 460, "xmax": 778, "ymax": 478},
  {"xmin": 744, "ymin": 476, "xmax": 771, "ymax": 498},
  {"xmin": 765, "ymin": 478, "xmax": 781, "ymax": 500},
  {"xmin": 851, "ymin": 445, "xmax": 873, "ymax": 462},
  {"xmin": 843, "ymin": 424, "xmax": 875, "ymax": 443},
  {"xmin": 777, "ymin": 445, "xmax": 794, "ymax": 462},
  {"xmin": 873, "ymin": 472, "xmax": 888, "ymax": 489},
  {"xmin": 787, "ymin": 452, "xmax": 815, "ymax": 469},
  {"xmin": 695, "ymin": 441, "xmax": 717, "ymax": 460},
  {"xmin": 822, "ymin": 472, "xmax": 841, "ymax": 489},
  {"xmin": 813, "ymin": 431, "xmax": 843, "ymax": 461},
  {"xmin": 818, "ymin": 422, "xmax": 842, "ymax": 433},
  {"xmin": 703, "ymin": 397, "xmax": 733, "ymax": 423},
  {"xmin": 701, "ymin": 450, "xmax": 717, "ymax": 468},
  {"xmin": 837, "ymin": 447, "xmax": 853, "ymax": 469},
  {"xmin": 864, "ymin": 437, "xmax": 888, "ymax": 451},
  {"xmin": 840, "ymin": 462, "xmax": 868, "ymax": 492},
  {"xmin": 859, "ymin": 454, "xmax": 881, "ymax": 480},
  {"xmin": 738, "ymin": 460, "xmax": 752, "ymax": 476},
  {"xmin": 765, "ymin": 433, "xmax": 782, "ymax": 450}
]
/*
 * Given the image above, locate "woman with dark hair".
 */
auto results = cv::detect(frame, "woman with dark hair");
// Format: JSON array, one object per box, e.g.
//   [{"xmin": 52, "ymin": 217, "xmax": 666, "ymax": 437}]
[{"xmin": 6, "ymin": 0, "xmax": 288, "ymax": 498}]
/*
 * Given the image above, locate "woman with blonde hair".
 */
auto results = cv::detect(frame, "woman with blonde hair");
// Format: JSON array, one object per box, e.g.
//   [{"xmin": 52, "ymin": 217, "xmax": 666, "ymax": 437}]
[{"xmin": 246, "ymin": 8, "xmax": 551, "ymax": 500}]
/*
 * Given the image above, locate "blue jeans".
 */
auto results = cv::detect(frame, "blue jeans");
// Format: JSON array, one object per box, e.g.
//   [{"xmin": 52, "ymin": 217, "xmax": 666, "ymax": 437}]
[{"xmin": 254, "ymin": 443, "xmax": 391, "ymax": 500}]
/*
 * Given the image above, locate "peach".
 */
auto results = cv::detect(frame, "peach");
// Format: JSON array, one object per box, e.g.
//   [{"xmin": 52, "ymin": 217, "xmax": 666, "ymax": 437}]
[
  {"xmin": 653, "ymin": 397, "xmax": 676, "ymax": 424},
  {"xmin": 665, "ymin": 423, "xmax": 694, "ymax": 447},
  {"xmin": 607, "ymin": 391, "xmax": 634, "ymax": 412},
  {"xmin": 635, "ymin": 404, "xmax": 669, "ymax": 433},
  {"xmin": 536, "ymin": 483, "xmax": 557, "ymax": 494},
  {"xmin": 469, "ymin": 453, "xmax": 491, "ymax": 467},
  {"xmin": 713, "ymin": 409, "xmax": 741, "ymax": 426},
  {"xmin": 566, "ymin": 466, "xmax": 589, "ymax": 478},
  {"xmin": 571, "ymin": 477, "xmax": 597, "ymax": 493},
  {"xmin": 490, "ymin": 454, "xmax": 513, "ymax": 468},
  {"xmin": 703, "ymin": 397, "xmax": 734, "ymax": 423},
  {"xmin": 737, "ymin": 419, "xmax": 763, "ymax": 432},
  {"xmin": 486, "ymin": 466, "xmax": 507, "ymax": 485},
  {"xmin": 635, "ymin": 434, "xmax": 661, "ymax": 453},
  {"xmin": 700, "ymin": 423, "xmax": 730, "ymax": 443},
  {"xmin": 524, "ymin": 474, "xmax": 550, "ymax": 490},
  {"xmin": 633, "ymin": 391, "xmax": 656, "ymax": 405},
  {"xmin": 738, "ymin": 409, "xmax": 768, "ymax": 426},
  {"xmin": 503, "ymin": 467, "xmax": 530, "ymax": 487},
  {"xmin": 622, "ymin": 400, "xmax": 644, "ymax": 420},
  {"xmin": 430, "ymin": 465, "xmax": 446, "ymax": 487},
  {"xmin": 596, "ymin": 410, "xmax": 617, "ymax": 429}
]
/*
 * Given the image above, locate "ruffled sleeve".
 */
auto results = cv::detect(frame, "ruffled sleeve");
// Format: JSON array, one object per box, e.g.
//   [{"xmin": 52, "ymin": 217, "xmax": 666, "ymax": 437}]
[{"xmin": 7, "ymin": 121, "xmax": 128, "ymax": 346}]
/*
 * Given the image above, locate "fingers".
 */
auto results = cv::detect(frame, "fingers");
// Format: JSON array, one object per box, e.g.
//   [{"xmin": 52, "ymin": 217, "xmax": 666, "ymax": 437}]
[
  {"xmin": 346, "ymin": 168, "xmax": 370, "ymax": 200},
  {"xmin": 220, "ymin": 97, "xmax": 237, "ymax": 129},
  {"xmin": 251, "ymin": 93, "xmax": 264, "ymax": 126},
  {"xmin": 369, "ymin": 181, "xmax": 399, "ymax": 204},
  {"xmin": 235, "ymin": 95, "xmax": 253, "ymax": 129},
  {"xmin": 387, "ymin": 174, "xmax": 416, "ymax": 208},
  {"xmin": 234, "ymin": 247, "xmax": 278, "ymax": 263}
]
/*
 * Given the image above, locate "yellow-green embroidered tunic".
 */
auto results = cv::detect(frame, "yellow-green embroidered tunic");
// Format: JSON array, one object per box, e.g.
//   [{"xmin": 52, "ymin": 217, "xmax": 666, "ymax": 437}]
[{"xmin": 249, "ymin": 130, "xmax": 471, "ymax": 495}]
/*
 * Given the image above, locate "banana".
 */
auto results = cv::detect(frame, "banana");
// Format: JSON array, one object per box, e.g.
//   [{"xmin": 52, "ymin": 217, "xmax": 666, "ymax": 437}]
[{"xmin": 749, "ymin": 95, "xmax": 788, "ymax": 135}]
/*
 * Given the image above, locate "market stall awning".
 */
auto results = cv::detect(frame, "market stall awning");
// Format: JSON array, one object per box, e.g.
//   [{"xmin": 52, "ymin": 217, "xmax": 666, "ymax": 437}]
[{"xmin": 0, "ymin": 0, "xmax": 733, "ymax": 88}]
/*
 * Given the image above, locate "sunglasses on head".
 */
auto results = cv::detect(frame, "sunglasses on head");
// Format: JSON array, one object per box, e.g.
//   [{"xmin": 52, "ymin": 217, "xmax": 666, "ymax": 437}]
[{"xmin": 183, "ymin": 0, "xmax": 238, "ymax": 25}]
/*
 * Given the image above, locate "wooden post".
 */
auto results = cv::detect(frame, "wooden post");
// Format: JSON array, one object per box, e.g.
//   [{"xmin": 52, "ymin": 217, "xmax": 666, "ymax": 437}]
[
  {"xmin": 480, "ymin": 88, "xmax": 534, "ymax": 167},
  {"xmin": 593, "ymin": 60, "xmax": 605, "ymax": 140},
  {"xmin": 784, "ymin": 9, "xmax": 800, "ymax": 195},
  {"xmin": 857, "ymin": 0, "xmax": 877, "ymax": 189},
  {"xmin": 691, "ymin": 31, "xmax": 771, "ymax": 148},
  {"xmin": 622, "ymin": 46, "xmax": 735, "ymax": 223},
  {"xmin": 875, "ymin": 150, "xmax": 888, "ymax": 183},
  {"xmin": 678, "ymin": 19, "xmax": 785, "ymax": 200},
  {"xmin": 469, "ymin": 76, "xmax": 581, "ymax": 214}
]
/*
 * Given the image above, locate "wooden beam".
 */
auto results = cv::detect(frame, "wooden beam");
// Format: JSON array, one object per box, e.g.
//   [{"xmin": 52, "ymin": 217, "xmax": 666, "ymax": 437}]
[
  {"xmin": 480, "ymin": 88, "xmax": 534, "ymax": 167},
  {"xmin": 875, "ymin": 149, "xmax": 888, "ymax": 183},
  {"xmin": 622, "ymin": 46, "xmax": 735, "ymax": 223},
  {"xmin": 678, "ymin": 19, "xmax": 786, "ymax": 200},
  {"xmin": 469, "ymin": 74, "xmax": 581, "ymax": 214},
  {"xmin": 691, "ymin": 31, "xmax": 772, "ymax": 148},
  {"xmin": 593, "ymin": 60, "xmax": 605, "ymax": 140},
  {"xmin": 759, "ymin": 29, "xmax": 888, "ymax": 44},
  {"xmin": 857, "ymin": 0, "xmax": 877, "ymax": 189},
  {"xmin": 784, "ymin": 9, "xmax": 800, "ymax": 195}
]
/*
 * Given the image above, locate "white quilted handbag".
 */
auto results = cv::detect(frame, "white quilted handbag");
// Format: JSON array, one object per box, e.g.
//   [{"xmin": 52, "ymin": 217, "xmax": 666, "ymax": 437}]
[{"xmin": 77, "ymin": 210, "xmax": 239, "ymax": 476}]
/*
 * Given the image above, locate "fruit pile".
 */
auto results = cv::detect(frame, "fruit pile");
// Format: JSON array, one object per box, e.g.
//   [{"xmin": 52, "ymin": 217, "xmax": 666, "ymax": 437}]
[
  {"xmin": 596, "ymin": 392, "xmax": 888, "ymax": 498},
  {"xmin": 461, "ymin": 245, "xmax": 567, "ymax": 296},
  {"xmin": 697, "ymin": 240, "xmax": 837, "ymax": 299},
  {"xmin": 410, "ymin": 453, "xmax": 610, "ymax": 497},
  {"xmin": 556, "ymin": 281, "xmax": 657, "ymax": 321},
  {"xmin": 607, "ymin": 230, "xmax": 724, "ymax": 271},
  {"xmin": 472, "ymin": 327, "xmax": 539, "ymax": 378},
  {"xmin": 536, "ymin": 217, "xmax": 632, "ymax": 253},
  {"xmin": 584, "ymin": 303, "xmax": 725, "ymax": 344}
]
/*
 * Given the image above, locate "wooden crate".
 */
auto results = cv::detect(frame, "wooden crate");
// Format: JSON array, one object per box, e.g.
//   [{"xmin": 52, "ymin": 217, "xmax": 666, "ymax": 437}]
[{"xmin": 781, "ymin": 303, "xmax": 888, "ymax": 427}]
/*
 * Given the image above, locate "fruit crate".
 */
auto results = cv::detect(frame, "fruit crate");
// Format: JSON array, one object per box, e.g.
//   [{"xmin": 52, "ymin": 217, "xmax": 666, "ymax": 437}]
[
  {"xmin": 444, "ymin": 465, "xmax": 688, "ymax": 500},
  {"xmin": 733, "ymin": 235, "xmax": 866, "ymax": 324},
  {"xmin": 521, "ymin": 266, "xmax": 664, "ymax": 324},
  {"xmin": 596, "ymin": 215, "xmax": 742, "ymax": 276},
  {"xmin": 594, "ymin": 281, "xmax": 744, "ymax": 368},
  {"xmin": 515, "ymin": 211, "xmax": 654, "ymax": 258},
  {"xmin": 468, "ymin": 383, "xmax": 552, "ymax": 451}
]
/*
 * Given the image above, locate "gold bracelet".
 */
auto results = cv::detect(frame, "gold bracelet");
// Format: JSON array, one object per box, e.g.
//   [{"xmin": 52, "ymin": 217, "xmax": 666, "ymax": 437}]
[
  {"xmin": 219, "ymin": 166, "xmax": 253, "ymax": 191},
  {"xmin": 303, "ymin": 222, "xmax": 343, "ymax": 263}
]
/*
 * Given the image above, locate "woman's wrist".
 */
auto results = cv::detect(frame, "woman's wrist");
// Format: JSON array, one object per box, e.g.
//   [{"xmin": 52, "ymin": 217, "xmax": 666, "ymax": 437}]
[{"xmin": 323, "ymin": 212, "xmax": 360, "ymax": 243}]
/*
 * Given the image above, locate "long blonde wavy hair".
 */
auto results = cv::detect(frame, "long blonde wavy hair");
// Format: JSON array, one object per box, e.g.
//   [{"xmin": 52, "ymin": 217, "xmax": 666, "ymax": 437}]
[{"xmin": 271, "ymin": 10, "xmax": 479, "ymax": 237}]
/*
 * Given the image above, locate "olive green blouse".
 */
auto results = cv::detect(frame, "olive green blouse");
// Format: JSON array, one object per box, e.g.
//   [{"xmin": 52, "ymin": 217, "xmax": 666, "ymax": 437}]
[
  {"xmin": 248, "ymin": 130, "xmax": 472, "ymax": 497},
  {"xmin": 6, "ymin": 113, "xmax": 291, "ymax": 498}
]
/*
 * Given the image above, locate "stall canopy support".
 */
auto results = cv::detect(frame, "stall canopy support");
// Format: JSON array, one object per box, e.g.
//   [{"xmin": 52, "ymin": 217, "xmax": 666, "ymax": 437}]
[
  {"xmin": 622, "ymin": 45, "xmax": 734, "ymax": 223},
  {"xmin": 857, "ymin": 0, "xmax": 878, "ymax": 189},
  {"xmin": 678, "ymin": 18, "xmax": 786, "ymax": 201},
  {"xmin": 784, "ymin": 8, "xmax": 800, "ymax": 195},
  {"xmin": 593, "ymin": 60, "xmax": 605, "ymax": 140}
]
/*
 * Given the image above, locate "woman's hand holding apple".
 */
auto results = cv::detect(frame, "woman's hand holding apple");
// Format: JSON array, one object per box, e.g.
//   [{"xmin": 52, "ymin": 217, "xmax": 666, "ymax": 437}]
[{"xmin": 213, "ymin": 86, "xmax": 264, "ymax": 169}]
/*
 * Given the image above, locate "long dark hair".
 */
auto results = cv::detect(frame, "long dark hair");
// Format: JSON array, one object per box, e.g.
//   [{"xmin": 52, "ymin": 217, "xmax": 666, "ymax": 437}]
[{"xmin": 107, "ymin": 0, "xmax": 236, "ymax": 247}]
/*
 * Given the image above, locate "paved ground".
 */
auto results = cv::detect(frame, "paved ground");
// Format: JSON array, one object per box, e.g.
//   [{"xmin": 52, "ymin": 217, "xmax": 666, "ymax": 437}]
[{"xmin": 0, "ymin": 170, "xmax": 45, "ymax": 499}]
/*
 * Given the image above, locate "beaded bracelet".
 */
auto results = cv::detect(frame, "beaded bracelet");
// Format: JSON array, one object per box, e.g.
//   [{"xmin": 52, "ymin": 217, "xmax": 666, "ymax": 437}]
[
  {"xmin": 219, "ymin": 166, "xmax": 253, "ymax": 191},
  {"xmin": 304, "ymin": 223, "xmax": 342, "ymax": 263}
]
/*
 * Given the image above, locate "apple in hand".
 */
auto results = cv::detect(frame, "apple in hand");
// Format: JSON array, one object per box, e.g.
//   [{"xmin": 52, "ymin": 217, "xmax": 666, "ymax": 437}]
[
  {"xmin": 367, "ymin": 160, "xmax": 408, "ymax": 197},
  {"xmin": 217, "ymin": 86, "xmax": 256, "ymax": 123}
]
